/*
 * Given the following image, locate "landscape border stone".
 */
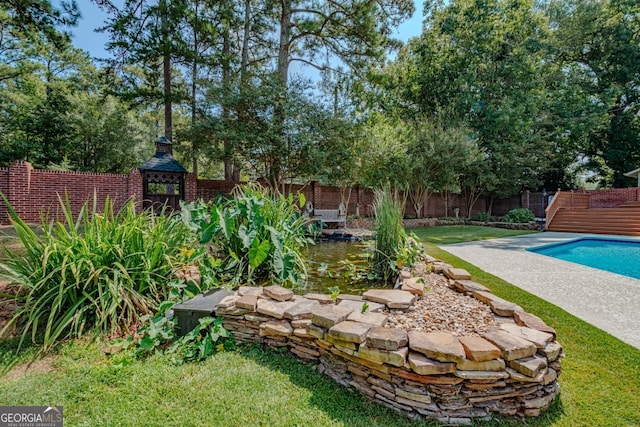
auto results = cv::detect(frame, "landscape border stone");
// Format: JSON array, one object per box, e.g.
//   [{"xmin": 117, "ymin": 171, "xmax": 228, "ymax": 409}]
[{"xmin": 211, "ymin": 256, "xmax": 562, "ymax": 425}]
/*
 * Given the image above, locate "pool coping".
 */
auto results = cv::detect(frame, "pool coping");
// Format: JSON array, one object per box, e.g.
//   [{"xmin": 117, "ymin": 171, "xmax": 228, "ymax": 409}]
[{"xmin": 441, "ymin": 232, "xmax": 640, "ymax": 350}]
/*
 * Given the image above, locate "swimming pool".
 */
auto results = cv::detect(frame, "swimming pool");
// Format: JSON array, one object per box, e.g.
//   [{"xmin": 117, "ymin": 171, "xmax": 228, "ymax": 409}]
[{"xmin": 528, "ymin": 237, "xmax": 640, "ymax": 279}]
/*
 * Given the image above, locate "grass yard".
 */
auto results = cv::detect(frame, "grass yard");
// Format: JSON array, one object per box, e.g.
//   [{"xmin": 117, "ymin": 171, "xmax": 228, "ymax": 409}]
[{"xmin": 0, "ymin": 225, "xmax": 638, "ymax": 426}]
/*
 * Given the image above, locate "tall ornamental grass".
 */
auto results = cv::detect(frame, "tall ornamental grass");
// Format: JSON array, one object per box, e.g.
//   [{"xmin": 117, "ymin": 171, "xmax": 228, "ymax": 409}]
[
  {"xmin": 0, "ymin": 195, "xmax": 192, "ymax": 350},
  {"xmin": 372, "ymin": 187, "xmax": 407, "ymax": 285},
  {"xmin": 181, "ymin": 183, "xmax": 311, "ymax": 287}
]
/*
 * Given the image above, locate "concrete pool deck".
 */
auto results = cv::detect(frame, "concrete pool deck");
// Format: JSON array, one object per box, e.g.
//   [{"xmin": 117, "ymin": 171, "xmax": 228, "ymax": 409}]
[{"xmin": 441, "ymin": 232, "xmax": 640, "ymax": 350}]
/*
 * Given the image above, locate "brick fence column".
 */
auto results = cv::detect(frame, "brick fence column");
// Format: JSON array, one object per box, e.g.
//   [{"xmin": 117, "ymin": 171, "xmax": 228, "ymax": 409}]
[
  {"xmin": 8, "ymin": 160, "xmax": 33, "ymax": 222},
  {"xmin": 128, "ymin": 168, "xmax": 143, "ymax": 213},
  {"xmin": 184, "ymin": 173, "xmax": 197, "ymax": 202}
]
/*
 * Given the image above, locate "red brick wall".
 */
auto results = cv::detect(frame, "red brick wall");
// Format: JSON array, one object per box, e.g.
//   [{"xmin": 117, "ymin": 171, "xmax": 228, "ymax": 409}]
[
  {"xmin": 589, "ymin": 188, "xmax": 640, "ymax": 208},
  {"xmin": 0, "ymin": 161, "xmax": 140, "ymax": 224}
]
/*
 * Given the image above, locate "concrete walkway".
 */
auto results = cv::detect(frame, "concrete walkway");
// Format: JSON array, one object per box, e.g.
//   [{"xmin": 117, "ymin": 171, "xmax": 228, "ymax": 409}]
[{"xmin": 442, "ymin": 232, "xmax": 640, "ymax": 350}]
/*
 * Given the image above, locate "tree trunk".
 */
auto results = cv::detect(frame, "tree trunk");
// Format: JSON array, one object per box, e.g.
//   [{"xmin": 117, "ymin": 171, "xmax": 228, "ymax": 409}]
[
  {"xmin": 190, "ymin": 0, "xmax": 199, "ymax": 176},
  {"xmin": 161, "ymin": 0, "xmax": 172, "ymax": 141}
]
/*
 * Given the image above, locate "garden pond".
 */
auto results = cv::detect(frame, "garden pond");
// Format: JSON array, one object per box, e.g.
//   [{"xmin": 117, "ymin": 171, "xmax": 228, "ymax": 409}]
[{"xmin": 297, "ymin": 240, "xmax": 376, "ymax": 295}]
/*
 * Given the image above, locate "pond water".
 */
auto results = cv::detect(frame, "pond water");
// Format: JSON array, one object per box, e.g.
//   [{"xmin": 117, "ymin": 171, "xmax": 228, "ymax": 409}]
[{"xmin": 296, "ymin": 240, "xmax": 377, "ymax": 295}]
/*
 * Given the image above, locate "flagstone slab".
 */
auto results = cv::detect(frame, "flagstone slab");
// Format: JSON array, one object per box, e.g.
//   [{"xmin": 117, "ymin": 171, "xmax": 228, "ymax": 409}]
[
  {"xmin": 508, "ymin": 355, "xmax": 548, "ymax": 377},
  {"xmin": 304, "ymin": 293, "xmax": 334, "ymax": 304},
  {"xmin": 337, "ymin": 294, "xmax": 363, "ymax": 302},
  {"xmin": 444, "ymin": 267, "xmax": 472, "ymax": 280},
  {"xmin": 408, "ymin": 351, "xmax": 457, "ymax": 375},
  {"xmin": 238, "ymin": 286, "xmax": 263, "ymax": 296},
  {"xmin": 328, "ymin": 321, "xmax": 372, "ymax": 344},
  {"xmin": 305, "ymin": 323, "xmax": 326, "ymax": 339},
  {"xmin": 455, "ymin": 370, "xmax": 509, "ymax": 381},
  {"xmin": 452, "ymin": 280, "xmax": 489, "ymax": 294},
  {"xmin": 458, "ymin": 336, "xmax": 501, "ymax": 362},
  {"xmin": 216, "ymin": 295, "xmax": 239, "ymax": 309},
  {"xmin": 347, "ymin": 311, "xmax": 388, "ymax": 327},
  {"xmin": 483, "ymin": 328, "xmax": 537, "ymax": 361},
  {"xmin": 291, "ymin": 318, "xmax": 312, "ymax": 329},
  {"xmin": 263, "ymin": 284, "xmax": 294, "ymax": 301},
  {"xmin": 261, "ymin": 320, "xmax": 293, "ymax": 337},
  {"xmin": 456, "ymin": 358, "xmax": 505, "ymax": 371},
  {"xmin": 363, "ymin": 289, "xmax": 417, "ymax": 309},
  {"xmin": 338, "ymin": 299, "xmax": 385, "ymax": 313},
  {"xmin": 358, "ymin": 344, "xmax": 408, "ymax": 367},
  {"xmin": 311, "ymin": 304, "xmax": 355, "ymax": 329},
  {"xmin": 366, "ymin": 326, "xmax": 408, "ymax": 351},
  {"xmin": 473, "ymin": 291, "xmax": 523, "ymax": 316},
  {"xmin": 513, "ymin": 311, "xmax": 557, "ymax": 340},
  {"xmin": 284, "ymin": 299, "xmax": 321, "ymax": 320},
  {"xmin": 235, "ymin": 294, "xmax": 258, "ymax": 311},
  {"xmin": 256, "ymin": 298, "xmax": 297, "ymax": 319},
  {"xmin": 408, "ymin": 331, "xmax": 465, "ymax": 363},
  {"xmin": 538, "ymin": 341, "xmax": 562, "ymax": 362},
  {"xmin": 401, "ymin": 277, "xmax": 426, "ymax": 296},
  {"xmin": 500, "ymin": 324, "xmax": 554, "ymax": 349}
]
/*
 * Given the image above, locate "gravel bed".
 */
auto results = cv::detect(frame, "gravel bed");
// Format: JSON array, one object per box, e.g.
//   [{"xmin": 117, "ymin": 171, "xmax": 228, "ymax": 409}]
[{"xmin": 384, "ymin": 272, "xmax": 497, "ymax": 337}]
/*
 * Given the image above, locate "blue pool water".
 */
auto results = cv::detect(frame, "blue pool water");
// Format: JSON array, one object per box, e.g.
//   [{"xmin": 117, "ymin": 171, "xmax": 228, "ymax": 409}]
[{"xmin": 528, "ymin": 238, "xmax": 640, "ymax": 279}]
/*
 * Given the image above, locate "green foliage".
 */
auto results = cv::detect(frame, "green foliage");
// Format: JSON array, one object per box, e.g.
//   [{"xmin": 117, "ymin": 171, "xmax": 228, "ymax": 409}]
[
  {"xmin": 111, "ymin": 313, "xmax": 232, "ymax": 367},
  {"xmin": 181, "ymin": 183, "xmax": 311, "ymax": 287},
  {"xmin": 0, "ymin": 194, "xmax": 195, "ymax": 351},
  {"xmin": 502, "ymin": 208, "xmax": 536, "ymax": 223},
  {"xmin": 472, "ymin": 212, "xmax": 498, "ymax": 222},
  {"xmin": 327, "ymin": 286, "xmax": 340, "ymax": 300},
  {"xmin": 372, "ymin": 187, "xmax": 408, "ymax": 285}
]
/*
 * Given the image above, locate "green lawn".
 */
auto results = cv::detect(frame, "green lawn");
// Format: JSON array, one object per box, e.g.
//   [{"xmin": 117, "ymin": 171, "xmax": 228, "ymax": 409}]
[
  {"xmin": 1, "ymin": 225, "xmax": 639, "ymax": 426},
  {"xmin": 408, "ymin": 224, "xmax": 537, "ymax": 245}
]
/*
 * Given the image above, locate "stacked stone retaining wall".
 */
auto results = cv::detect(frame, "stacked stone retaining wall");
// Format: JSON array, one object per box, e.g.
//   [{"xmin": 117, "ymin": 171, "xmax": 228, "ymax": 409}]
[{"xmin": 213, "ymin": 264, "xmax": 562, "ymax": 425}]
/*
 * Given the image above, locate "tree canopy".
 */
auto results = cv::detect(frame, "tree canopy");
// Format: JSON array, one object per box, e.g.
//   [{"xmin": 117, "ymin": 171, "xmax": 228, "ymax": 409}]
[{"xmin": 0, "ymin": 0, "xmax": 638, "ymax": 197}]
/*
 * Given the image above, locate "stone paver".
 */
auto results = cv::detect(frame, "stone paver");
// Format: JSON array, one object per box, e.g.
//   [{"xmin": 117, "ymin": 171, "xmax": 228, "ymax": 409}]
[
  {"xmin": 256, "ymin": 299, "xmax": 297, "ymax": 319},
  {"xmin": 500, "ymin": 324, "xmax": 554, "ymax": 348},
  {"xmin": 401, "ymin": 277, "xmax": 426, "ymax": 296},
  {"xmin": 338, "ymin": 299, "xmax": 385, "ymax": 313},
  {"xmin": 235, "ymin": 294, "xmax": 258, "ymax": 311},
  {"xmin": 444, "ymin": 267, "xmax": 471, "ymax": 280},
  {"xmin": 508, "ymin": 355, "xmax": 548, "ymax": 377},
  {"xmin": 473, "ymin": 291, "xmax": 523, "ymax": 316}
]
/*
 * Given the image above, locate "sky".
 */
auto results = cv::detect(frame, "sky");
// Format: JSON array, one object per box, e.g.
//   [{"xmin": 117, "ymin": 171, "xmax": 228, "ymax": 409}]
[{"xmin": 69, "ymin": 1, "xmax": 425, "ymax": 60}]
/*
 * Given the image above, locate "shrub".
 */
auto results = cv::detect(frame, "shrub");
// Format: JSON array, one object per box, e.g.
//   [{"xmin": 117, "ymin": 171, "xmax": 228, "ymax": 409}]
[
  {"xmin": 502, "ymin": 208, "xmax": 536, "ymax": 223},
  {"xmin": 181, "ymin": 183, "xmax": 311, "ymax": 287},
  {"xmin": 472, "ymin": 211, "xmax": 492, "ymax": 222},
  {"xmin": 0, "ymin": 195, "xmax": 195, "ymax": 350}
]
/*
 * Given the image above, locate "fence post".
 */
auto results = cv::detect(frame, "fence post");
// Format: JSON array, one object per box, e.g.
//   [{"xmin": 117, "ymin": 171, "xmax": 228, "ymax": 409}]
[{"xmin": 8, "ymin": 160, "xmax": 33, "ymax": 221}]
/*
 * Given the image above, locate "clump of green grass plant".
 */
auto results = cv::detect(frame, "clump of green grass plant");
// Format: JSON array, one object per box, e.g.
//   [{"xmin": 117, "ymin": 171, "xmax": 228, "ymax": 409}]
[
  {"xmin": 372, "ymin": 187, "xmax": 423, "ymax": 285},
  {"xmin": 0, "ymin": 194, "xmax": 195, "ymax": 351}
]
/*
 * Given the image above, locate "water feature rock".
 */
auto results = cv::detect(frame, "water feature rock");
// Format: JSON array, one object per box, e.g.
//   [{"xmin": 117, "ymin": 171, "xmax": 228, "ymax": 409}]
[
  {"xmin": 358, "ymin": 344, "xmax": 408, "ymax": 367},
  {"xmin": 507, "ymin": 355, "xmax": 548, "ymax": 377},
  {"xmin": 538, "ymin": 341, "xmax": 562, "ymax": 362},
  {"xmin": 304, "ymin": 293, "xmax": 334, "ymax": 304},
  {"xmin": 456, "ymin": 358, "xmax": 505, "ymax": 371},
  {"xmin": 452, "ymin": 280, "xmax": 489, "ymax": 294}
]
